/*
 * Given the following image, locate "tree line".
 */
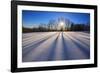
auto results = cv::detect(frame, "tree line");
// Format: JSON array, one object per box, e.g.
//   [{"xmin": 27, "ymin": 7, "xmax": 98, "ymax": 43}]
[{"xmin": 23, "ymin": 19, "xmax": 90, "ymax": 33}]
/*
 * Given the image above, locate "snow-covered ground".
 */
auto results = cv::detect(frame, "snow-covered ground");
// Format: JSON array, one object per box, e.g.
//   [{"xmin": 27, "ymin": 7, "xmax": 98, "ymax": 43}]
[{"xmin": 22, "ymin": 32, "xmax": 90, "ymax": 62}]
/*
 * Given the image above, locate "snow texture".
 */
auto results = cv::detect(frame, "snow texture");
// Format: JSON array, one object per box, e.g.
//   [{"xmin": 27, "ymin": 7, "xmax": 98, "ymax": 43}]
[{"xmin": 22, "ymin": 32, "xmax": 90, "ymax": 62}]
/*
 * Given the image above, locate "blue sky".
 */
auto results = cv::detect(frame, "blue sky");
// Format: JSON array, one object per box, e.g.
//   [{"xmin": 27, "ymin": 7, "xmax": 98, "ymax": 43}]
[{"xmin": 22, "ymin": 10, "xmax": 90, "ymax": 28}]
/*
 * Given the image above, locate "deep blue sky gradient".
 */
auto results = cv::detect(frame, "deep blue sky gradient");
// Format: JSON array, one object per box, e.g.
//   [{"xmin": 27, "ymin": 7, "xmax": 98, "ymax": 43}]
[{"xmin": 22, "ymin": 10, "xmax": 90, "ymax": 28}]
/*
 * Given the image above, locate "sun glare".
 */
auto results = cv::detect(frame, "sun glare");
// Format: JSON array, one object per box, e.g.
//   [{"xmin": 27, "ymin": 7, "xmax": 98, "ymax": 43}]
[{"xmin": 59, "ymin": 21, "xmax": 65, "ymax": 27}]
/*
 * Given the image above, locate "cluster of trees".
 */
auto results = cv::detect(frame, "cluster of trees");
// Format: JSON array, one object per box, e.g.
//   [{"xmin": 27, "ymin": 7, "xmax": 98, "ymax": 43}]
[
  {"xmin": 70, "ymin": 23, "xmax": 90, "ymax": 31},
  {"xmin": 22, "ymin": 18, "xmax": 90, "ymax": 33},
  {"xmin": 23, "ymin": 27, "xmax": 33, "ymax": 33}
]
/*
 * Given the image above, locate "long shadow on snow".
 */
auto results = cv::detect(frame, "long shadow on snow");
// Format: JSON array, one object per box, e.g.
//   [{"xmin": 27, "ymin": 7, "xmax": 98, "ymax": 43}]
[
  {"xmin": 73, "ymin": 32, "xmax": 90, "ymax": 40},
  {"xmin": 31, "ymin": 33, "xmax": 60, "ymax": 61},
  {"xmin": 22, "ymin": 32, "xmax": 56, "ymax": 48},
  {"xmin": 61, "ymin": 32, "xmax": 75, "ymax": 60},
  {"xmin": 47, "ymin": 32, "xmax": 74, "ymax": 61},
  {"xmin": 69, "ymin": 33, "xmax": 90, "ymax": 47},
  {"xmin": 64, "ymin": 34, "xmax": 90, "ymax": 59},
  {"xmin": 22, "ymin": 33, "xmax": 57, "ymax": 58},
  {"xmin": 47, "ymin": 32, "xmax": 60, "ymax": 61}
]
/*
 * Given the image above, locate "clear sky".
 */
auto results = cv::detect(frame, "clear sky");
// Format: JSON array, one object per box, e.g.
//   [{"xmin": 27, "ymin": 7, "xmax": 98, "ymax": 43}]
[{"xmin": 22, "ymin": 10, "xmax": 90, "ymax": 28}]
